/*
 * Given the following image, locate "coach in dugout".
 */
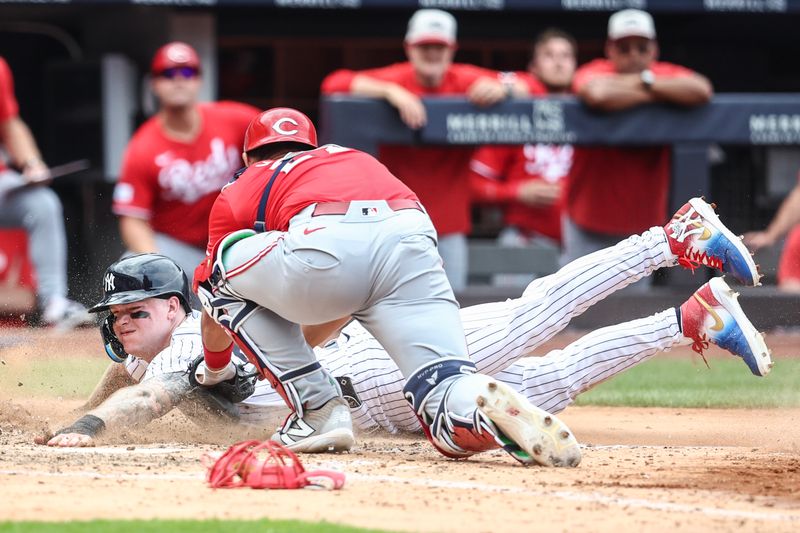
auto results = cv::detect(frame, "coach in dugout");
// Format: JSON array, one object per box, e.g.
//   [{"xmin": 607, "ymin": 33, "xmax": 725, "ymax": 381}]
[
  {"xmin": 112, "ymin": 42, "xmax": 259, "ymax": 279},
  {"xmin": 320, "ymin": 9, "xmax": 530, "ymax": 292},
  {"xmin": 565, "ymin": 9, "xmax": 713, "ymax": 287}
]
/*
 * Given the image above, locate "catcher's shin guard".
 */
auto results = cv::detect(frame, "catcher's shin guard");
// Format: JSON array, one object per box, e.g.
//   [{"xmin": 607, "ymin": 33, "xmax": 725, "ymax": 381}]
[
  {"xmin": 201, "ymin": 281, "xmax": 325, "ymax": 419},
  {"xmin": 403, "ymin": 359, "xmax": 505, "ymax": 459}
]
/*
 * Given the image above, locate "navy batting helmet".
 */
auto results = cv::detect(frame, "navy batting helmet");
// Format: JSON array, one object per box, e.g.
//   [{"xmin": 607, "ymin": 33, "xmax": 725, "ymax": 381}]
[{"xmin": 89, "ymin": 254, "xmax": 192, "ymax": 313}]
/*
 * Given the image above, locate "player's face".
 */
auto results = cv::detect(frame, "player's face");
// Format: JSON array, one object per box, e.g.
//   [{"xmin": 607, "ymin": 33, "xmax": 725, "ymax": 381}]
[
  {"xmin": 406, "ymin": 43, "xmax": 455, "ymax": 87},
  {"xmin": 607, "ymin": 37, "xmax": 658, "ymax": 74},
  {"xmin": 109, "ymin": 297, "xmax": 179, "ymax": 360},
  {"xmin": 151, "ymin": 67, "xmax": 202, "ymax": 109},
  {"xmin": 531, "ymin": 37, "xmax": 576, "ymax": 93}
]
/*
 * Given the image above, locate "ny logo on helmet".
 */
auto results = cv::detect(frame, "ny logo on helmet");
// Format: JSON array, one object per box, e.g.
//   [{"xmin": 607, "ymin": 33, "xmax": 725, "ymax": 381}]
[
  {"xmin": 104, "ymin": 273, "xmax": 116, "ymax": 292},
  {"xmin": 272, "ymin": 118, "xmax": 299, "ymax": 136}
]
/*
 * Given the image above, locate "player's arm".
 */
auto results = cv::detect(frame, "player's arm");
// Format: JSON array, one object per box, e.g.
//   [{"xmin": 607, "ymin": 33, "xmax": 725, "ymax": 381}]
[
  {"xmin": 80, "ymin": 362, "xmax": 135, "ymax": 411},
  {"xmin": 745, "ymin": 183, "xmax": 800, "ymax": 250},
  {"xmin": 119, "ymin": 215, "xmax": 158, "ymax": 254},
  {"xmin": 0, "ymin": 117, "xmax": 49, "ymax": 182},
  {"xmin": 39, "ymin": 372, "xmax": 192, "ymax": 447},
  {"xmin": 350, "ymin": 74, "xmax": 426, "ymax": 130},
  {"xmin": 466, "ymin": 70, "xmax": 529, "ymax": 107},
  {"xmin": 577, "ymin": 73, "xmax": 655, "ymax": 111},
  {"xmin": 302, "ymin": 316, "xmax": 352, "ymax": 347},
  {"xmin": 648, "ymin": 72, "xmax": 713, "ymax": 107}
]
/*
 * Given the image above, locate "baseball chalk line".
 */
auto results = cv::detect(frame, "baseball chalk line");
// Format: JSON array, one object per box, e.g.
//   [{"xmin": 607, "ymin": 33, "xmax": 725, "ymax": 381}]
[{"xmin": 0, "ymin": 466, "xmax": 797, "ymax": 523}]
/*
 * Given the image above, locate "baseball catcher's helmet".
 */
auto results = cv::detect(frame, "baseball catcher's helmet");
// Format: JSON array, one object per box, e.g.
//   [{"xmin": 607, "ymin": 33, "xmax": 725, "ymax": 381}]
[
  {"xmin": 89, "ymin": 254, "xmax": 192, "ymax": 313},
  {"xmin": 150, "ymin": 41, "xmax": 201, "ymax": 76},
  {"xmin": 243, "ymin": 107, "xmax": 318, "ymax": 153}
]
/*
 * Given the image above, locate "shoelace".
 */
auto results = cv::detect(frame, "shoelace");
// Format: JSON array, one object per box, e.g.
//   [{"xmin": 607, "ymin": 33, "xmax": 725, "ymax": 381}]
[
  {"xmin": 669, "ymin": 211, "xmax": 724, "ymax": 273},
  {"xmin": 690, "ymin": 333, "xmax": 712, "ymax": 369}
]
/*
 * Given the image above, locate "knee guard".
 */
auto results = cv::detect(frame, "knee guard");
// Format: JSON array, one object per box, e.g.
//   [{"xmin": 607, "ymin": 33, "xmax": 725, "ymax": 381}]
[{"xmin": 403, "ymin": 359, "xmax": 503, "ymax": 459}]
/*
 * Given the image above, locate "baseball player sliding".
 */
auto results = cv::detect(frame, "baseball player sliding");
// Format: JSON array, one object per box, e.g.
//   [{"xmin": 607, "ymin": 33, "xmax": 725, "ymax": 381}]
[
  {"xmin": 192, "ymin": 107, "xmax": 582, "ymax": 467},
  {"xmin": 39, "ymin": 195, "xmax": 770, "ymax": 453}
]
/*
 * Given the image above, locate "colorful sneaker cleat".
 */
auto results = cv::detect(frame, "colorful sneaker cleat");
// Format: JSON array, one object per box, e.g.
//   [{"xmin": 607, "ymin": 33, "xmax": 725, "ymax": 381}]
[
  {"xmin": 666, "ymin": 197, "xmax": 760, "ymax": 286},
  {"xmin": 476, "ymin": 380, "xmax": 582, "ymax": 467},
  {"xmin": 680, "ymin": 277, "xmax": 773, "ymax": 377}
]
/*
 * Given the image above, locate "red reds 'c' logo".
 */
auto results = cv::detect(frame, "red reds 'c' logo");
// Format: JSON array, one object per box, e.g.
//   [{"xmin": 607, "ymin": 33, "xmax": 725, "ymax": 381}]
[
  {"xmin": 167, "ymin": 44, "xmax": 193, "ymax": 63},
  {"xmin": 272, "ymin": 118, "xmax": 299, "ymax": 136}
]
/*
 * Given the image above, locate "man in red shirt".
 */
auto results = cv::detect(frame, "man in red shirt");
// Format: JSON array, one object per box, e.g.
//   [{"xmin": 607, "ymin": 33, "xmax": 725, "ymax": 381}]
[
  {"xmin": 0, "ymin": 56, "xmax": 93, "ymax": 328},
  {"xmin": 566, "ymin": 9, "xmax": 713, "ymax": 287},
  {"xmin": 113, "ymin": 42, "xmax": 259, "ymax": 279},
  {"xmin": 470, "ymin": 29, "xmax": 577, "ymax": 286},
  {"xmin": 191, "ymin": 107, "xmax": 582, "ymax": 467},
  {"xmin": 320, "ymin": 9, "xmax": 528, "ymax": 292}
]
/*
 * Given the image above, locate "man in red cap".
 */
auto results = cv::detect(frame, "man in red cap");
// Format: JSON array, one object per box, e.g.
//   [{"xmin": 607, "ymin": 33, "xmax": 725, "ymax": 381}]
[
  {"xmin": 112, "ymin": 42, "xmax": 259, "ymax": 280},
  {"xmin": 190, "ymin": 107, "xmax": 583, "ymax": 468},
  {"xmin": 321, "ymin": 9, "xmax": 530, "ymax": 292}
]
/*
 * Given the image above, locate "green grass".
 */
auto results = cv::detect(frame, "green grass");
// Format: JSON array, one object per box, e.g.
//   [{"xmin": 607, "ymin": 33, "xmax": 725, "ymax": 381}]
[
  {"xmin": 0, "ymin": 520, "xmax": 393, "ymax": 533},
  {"xmin": 3, "ymin": 348, "xmax": 799, "ymax": 408},
  {"xmin": 574, "ymin": 357, "xmax": 800, "ymax": 408},
  {"xmin": 0, "ymin": 356, "xmax": 108, "ymax": 399}
]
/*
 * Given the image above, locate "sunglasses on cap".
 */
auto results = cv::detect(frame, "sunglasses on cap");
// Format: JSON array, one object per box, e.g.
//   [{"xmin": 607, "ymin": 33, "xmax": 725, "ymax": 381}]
[{"xmin": 156, "ymin": 66, "xmax": 200, "ymax": 79}]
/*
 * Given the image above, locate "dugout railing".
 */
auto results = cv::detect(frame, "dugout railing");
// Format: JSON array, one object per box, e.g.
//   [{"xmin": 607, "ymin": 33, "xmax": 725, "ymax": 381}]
[{"xmin": 319, "ymin": 95, "xmax": 800, "ymax": 327}]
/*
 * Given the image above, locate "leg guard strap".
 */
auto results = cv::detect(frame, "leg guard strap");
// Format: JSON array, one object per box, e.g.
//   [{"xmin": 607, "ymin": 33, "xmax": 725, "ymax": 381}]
[{"xmin": 402, "ymin": 357, "xmax": 477, "ymax": 417}]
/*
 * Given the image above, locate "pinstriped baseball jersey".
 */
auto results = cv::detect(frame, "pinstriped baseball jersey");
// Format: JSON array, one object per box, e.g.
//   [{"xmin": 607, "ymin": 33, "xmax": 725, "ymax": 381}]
[
  {"xmin": 124, "ymin": 227, "xmax": 684, "ymax": 433},
  {"xmin": 125, "ymin": 310, "xmax": 203, "ymax": 383}
]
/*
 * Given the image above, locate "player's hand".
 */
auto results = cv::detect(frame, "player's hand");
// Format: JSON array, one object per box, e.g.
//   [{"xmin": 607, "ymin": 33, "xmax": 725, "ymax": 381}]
[
  {"xmin": 517, "ymin": 181, "xmax": 561, "ymax": 207},
  {"xmin": 386, "ymin": 86, "xmax": 427, "ymax": 129},
  {"xmin": 191, "ymin": 359, "xmax": 237, "ymax": 387},
  {"xmin": 22, "ymin": 159, "xmax": 51, "ymax": 185},
  {"xmin": 467, "ymin": 78, "xmax": 507, "ymax": 107},
  {"xmin": 743, "ymin": 231, "xmax": 776, "ymax": 252},
  {"xmin": 36, "ymin": 432, "xmax": 94, "ymax": 447}
]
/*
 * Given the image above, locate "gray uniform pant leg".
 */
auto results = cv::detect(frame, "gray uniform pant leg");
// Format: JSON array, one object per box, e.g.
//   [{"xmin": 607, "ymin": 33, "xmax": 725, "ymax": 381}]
[
  {"xmin": 153, "ymin": 233, "xmax": 206, "ymax": 281},
  {"xmin": 0, "ymin": 173, "xmax": 67, "ymax": 305},
  {"xmin": 437, "ymin": 233, "xmax": 467, "ymax": 293},
  {"xmin": 220, "ymin": 204, "xmax": 468, "ymax": 411}
]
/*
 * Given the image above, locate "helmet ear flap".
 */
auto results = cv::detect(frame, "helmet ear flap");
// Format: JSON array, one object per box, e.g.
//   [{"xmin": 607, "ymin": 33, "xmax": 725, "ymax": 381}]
[{"xmin": 101, "ymin": 315, "xmax": 128, "ymax": 363}]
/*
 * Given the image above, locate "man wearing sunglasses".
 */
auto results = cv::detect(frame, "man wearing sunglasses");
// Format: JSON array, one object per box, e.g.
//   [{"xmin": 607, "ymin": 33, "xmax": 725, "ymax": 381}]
[
  {"xmin": 565, "ymin": 10, "xmax": 713, "ymax": 288},
  {"xmin": 112, "ymin": 42, "xmax": 259, "ymax": 282}
]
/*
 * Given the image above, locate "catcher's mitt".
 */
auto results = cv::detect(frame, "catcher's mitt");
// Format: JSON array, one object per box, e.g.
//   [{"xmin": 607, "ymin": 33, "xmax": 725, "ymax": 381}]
[
  {"xmin": 203, "ymin": 439, "xmax": 345, "ymax": 490},
  {"xmin": 188, "ymin": 354, "xmax": 257, "ymax": 404}
]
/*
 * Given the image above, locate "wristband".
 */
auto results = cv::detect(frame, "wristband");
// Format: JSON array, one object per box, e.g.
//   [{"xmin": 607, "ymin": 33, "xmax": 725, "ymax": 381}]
[
  {"xmin": 204, "ymin": 342, "xmax": 234, "ymax": 371},
  {"xmin": 55, "ymin": 414, "xmax": 106, "ymax": 437}
]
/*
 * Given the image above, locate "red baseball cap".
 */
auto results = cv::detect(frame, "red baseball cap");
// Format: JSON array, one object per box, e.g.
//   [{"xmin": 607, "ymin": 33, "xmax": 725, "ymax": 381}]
[{"xmin": 150, "ymin": 42, "xmax": 201, "ymax": 76}]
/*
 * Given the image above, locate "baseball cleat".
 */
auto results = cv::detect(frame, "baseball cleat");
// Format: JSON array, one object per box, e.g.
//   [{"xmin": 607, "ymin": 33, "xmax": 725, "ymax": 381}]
[
  {"xmin": 665, "ymin": 197, "xmax": 760, "ymax": 286},
  {"xmin": 271, "ymin": 397, "xmax": 355, "ymax": 453},
  {"xmin": 42, "ymin": 297, "xmax": 95, "ymax": 330},
  {"xmin": 476, "ymin": 380, "xmax": 581, "ymax": 467},
  {"xmin": 680, "ymin": 277, "xmax": 773, "ymax": 377}
]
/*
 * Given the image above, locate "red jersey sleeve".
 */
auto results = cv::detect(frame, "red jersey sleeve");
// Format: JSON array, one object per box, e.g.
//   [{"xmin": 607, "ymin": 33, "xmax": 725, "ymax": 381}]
[
  {"xmin": 515, "ymin": 72, "xmax": 548, "ymax": 96},
  {"xmin": 321, "ymin": 69, "xmax": 359, "ymax": 94},
  {"xmin": 469, "ymin": 146, "xmax": 519, "ymax": 203},
  {"xmin": 217, "ymin": 100, "xmax": 261, "ymax": 127},
  {"xmin": 113, "ymin": 138, "xmax": 156, "ymax": 220},
  {"xmin": 205, "ymin": 192, "xmax": 239, "ymax": 257},
  {"xmin": 651, "ymin": 62, "xmax": 698, "ymax": 79},
  {"xmin": 0, "ymin": 58, "xmax": 19, "ymax": 123}
]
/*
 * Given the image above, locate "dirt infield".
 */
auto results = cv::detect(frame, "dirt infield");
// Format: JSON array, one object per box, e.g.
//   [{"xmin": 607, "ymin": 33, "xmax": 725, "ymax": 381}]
[{"xmin": 1, "ymin": 329, "xmax": 800, "ymax": 531}]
